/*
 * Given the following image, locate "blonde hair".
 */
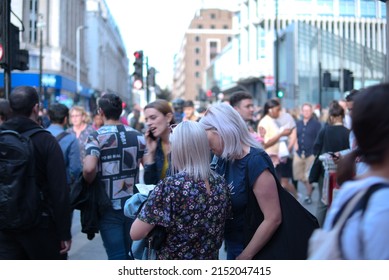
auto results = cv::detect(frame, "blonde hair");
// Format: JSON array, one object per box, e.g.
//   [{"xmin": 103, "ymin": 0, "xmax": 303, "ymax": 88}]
[
  {"xmin": 170, "ymin": 121, "xmax": 211, "ymax": 181},
  {"xmin": 69, "ymin": 105, "xmax": 90, "ymax": 124},
  {"xmin": 199, "ymin": 103, "xmax": 261, "ymax": 160}
]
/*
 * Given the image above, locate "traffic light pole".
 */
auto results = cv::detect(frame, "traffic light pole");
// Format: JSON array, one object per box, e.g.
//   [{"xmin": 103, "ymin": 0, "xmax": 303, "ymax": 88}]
[
  {"xmin": 3, "ymin": 0, "xmax": 11, "ymax": 99},
  {"xmin": 145, "ymin": 56, "xmax": 150, "ymax": 103},
  {"xmin": 318, "ymin": 62, "xmax": 322, "ymax": 110}
]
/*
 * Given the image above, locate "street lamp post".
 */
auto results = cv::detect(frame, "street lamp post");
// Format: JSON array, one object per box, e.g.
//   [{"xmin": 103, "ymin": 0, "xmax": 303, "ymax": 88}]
[
  {"xmin": 37, "ymin": 15, "xmax": 45, "ymax": 102},
  {"xmin": 76, "ymin": 25, "xmax": 86, "ymax": 102},
  {"xmin": 274, "ymin": 0, "xmax": 279, "ymax": 97}
]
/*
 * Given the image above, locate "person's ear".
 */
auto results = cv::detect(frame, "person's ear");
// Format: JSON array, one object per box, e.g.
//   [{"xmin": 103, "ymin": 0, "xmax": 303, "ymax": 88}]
[
  {"xmin": 33, "ymin": 103, "xmax": 40, "ymax": 115},
  {"xmin": 166, "ymin": 112, "xmax": 173, "ymax": 124}
]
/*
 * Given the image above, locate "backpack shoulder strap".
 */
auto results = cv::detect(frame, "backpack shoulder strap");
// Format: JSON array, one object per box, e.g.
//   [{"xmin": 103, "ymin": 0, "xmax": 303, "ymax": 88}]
[
  {"xmin": 333, "ymin": 182, "xmax": 389, "ymax": 259},
  {"xmin": 22, "ymin": 127, "xmax": 47, "ymax": 138},
  {"xmin": 356, "ymin": 183, "xmax": 389, "ymax": 213},
  {"xmin": 56, "ymin": 131, "xmax": 70, "ymax": 142},
  {"xmin": 333, "ymin": 182, "xmax": 389, "ymax": 227}
]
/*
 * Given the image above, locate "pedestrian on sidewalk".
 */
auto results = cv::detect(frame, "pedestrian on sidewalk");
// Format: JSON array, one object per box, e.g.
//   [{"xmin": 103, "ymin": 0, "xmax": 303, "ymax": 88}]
[
  {"xmin": 293, "ymin": 103, "xmax": 321, "ymax": 204},
  {"xmin": 200, "ymin": 103, "xmax": 282, "ymax": 260},
  {"xmin": 83, "ymin": 93, "xmax": 145, "ymax": 260},
  {"xmin": 131, "ymin": 121, "xmax": 231, "ymax": 259}
]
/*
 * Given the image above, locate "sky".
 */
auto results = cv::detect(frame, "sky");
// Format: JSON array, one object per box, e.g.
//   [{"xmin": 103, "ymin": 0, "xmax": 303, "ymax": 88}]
[{"xmin": 104, "ymin": 0, "xmax": 238, "ymax": 89}]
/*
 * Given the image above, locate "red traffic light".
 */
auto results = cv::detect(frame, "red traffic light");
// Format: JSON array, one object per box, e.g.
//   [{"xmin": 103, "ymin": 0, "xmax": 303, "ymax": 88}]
[
  {"xmin": 0, "ymin": 44, "xmax": 3, "ymax": 62},
  {"xmin": 134, "ymin": 51, "xmax": 142, "ymax": 59}
]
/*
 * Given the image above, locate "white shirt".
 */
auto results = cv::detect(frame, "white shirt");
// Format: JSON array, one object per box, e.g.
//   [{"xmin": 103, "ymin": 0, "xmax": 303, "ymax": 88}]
[{"xmin": 323, "ymin": 176, "xmax": 389, "ymax": 259}]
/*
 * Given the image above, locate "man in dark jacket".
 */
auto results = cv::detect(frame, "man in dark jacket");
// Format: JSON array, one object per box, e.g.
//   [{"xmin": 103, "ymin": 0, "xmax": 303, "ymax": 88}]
[{"xmin": 0, "ymin": 86, "xmax": 72, "ymax": 259}]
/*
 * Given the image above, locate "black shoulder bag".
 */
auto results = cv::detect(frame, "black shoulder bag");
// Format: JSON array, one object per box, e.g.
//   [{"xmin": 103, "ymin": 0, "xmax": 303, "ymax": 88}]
[
  {"xmin": 244, "ymin": 150, "xmax": 320, "ymax": 259},
  {"xmin": 308, "ymin": 125, "xmax": 327, "ymax": 184}
]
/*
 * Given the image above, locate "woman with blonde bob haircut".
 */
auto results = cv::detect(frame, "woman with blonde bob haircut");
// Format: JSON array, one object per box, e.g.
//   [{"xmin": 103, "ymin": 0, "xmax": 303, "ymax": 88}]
[
  {"xmin": 170, "ymin": 121, "xmax": 211, "ymax": 181},
  {"xmin": 130, "ymin": 121, "xmax": 231, "ymax": 259},
  {"xmin": 199, "ymin": 103, "xmax": 282, "ymax": 260}
]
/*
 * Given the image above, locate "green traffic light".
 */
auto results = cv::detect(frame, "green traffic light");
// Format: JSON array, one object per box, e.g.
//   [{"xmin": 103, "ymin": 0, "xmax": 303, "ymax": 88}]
[{"xmin": 277, "ymin": 91, "xmax": 284, "ymax": 98}]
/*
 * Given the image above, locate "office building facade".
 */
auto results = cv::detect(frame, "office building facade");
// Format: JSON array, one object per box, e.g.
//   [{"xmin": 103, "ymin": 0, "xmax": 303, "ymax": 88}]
[
  {"xmin": 208, "ymin": 0, "xmax": 387, "ymax": 108},
  {"xmin": 172, "ymin": 8, "xmax": 234, "ymax": 101},
  {"xmin": 1, "ymin": 0, "xmax": 129, "ymax": 111}
]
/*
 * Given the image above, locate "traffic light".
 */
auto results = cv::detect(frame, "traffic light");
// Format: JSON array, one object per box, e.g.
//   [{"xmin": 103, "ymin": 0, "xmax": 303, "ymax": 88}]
[
  {"xmin": 342, "ymin": 69, "xmax": 354, "ymax": 92},
  {"xmin": 8, "ymin": 23, "xmax": 29, "ymax": 71},
  {"xmin": 147, "ymin": 67, "xmax": 156, "ymax": 87},
  {"xmin": 276, "ymin": 88, "xmax": 285, "ymax": 98},
  {"xmin": 13, "ymin": 49, "xmax": 29, "ymax": 71},
  {"xmin": 132, "ymin": 50, "xmax": 143, "ymax": 89},
  {"xmin": 323, "ymin": 71, "xmax": 331, "ymax": 88},
  {"xmin": 0, "ymin": 0, "xmax": 7, "ymax": 65}
]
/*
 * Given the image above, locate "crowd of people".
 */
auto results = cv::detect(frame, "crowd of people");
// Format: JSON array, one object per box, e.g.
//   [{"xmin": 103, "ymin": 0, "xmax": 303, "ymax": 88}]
[{"xmin": 0, "ymin": 82, "xmax": 388, "ymax": 260}]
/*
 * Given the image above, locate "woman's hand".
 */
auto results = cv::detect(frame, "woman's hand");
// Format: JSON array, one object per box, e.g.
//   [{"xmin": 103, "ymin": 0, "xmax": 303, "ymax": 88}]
[{"xmin": 145, "ymin": 129, "xmax": 158, "ymax": 150}]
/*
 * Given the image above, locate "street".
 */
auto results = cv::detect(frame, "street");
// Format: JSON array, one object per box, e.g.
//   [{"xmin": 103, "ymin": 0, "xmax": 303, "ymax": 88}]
[{"xmin": 68, "ymin": 181, "xmax": 319, "ymax": 260}]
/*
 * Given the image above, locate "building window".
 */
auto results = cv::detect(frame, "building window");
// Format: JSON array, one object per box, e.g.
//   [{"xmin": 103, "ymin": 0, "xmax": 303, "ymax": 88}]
[
  {"xmin": 223, "ymin": 25, "xmax": 229, "ymax": 29},
  {"xmin": 29, "ymin": 0, "xmax": 39, "ymax": 44},
  {"xmin": 195, "ymin": 72, "xmax": 200, "ymax": 78},
  {"xmin": 211, "ymin": 25, "xmax": 215, "ymax": 29},
  {"xmin": 381, "ymin": 2, "xmax": 387, "ymax": 19},
  {"xmin": 295, "ymin": 0, "xmax": 312, "ymax": 16},
  {"xmin": 195, "ymin": 36, "xmax": 200, "ymax": 42},
  {"xmin": 195, "ymin": 47, "xmax": 200, "ymax": 54},
  {"xmin": 198, "ymin": 24, "xmax": 203, "ymax": 29},
  {"xmin": 257, "ymin": 26, "xmax": 266, "ymax": 59},
  {"xmin": 195, "ymin": 59, "xmax": 200, "ymax": 66},
  {"xmin": 29, "ymin": 53, "xmax": 39, "ymax": 70},
  {"xmin": 227, "ymin": 36, "xmax": 232, "ymax": 42},
  {"xmin": 211, "ymin": 13, "xmax": 216, "ymax": 19},
  {"xmin": 339, "ymin": 0, "xmax": 355, "ymax": 17},
  {"xmin": 360, "ymin": 0, "xmax": 376, "ymax": 18},
  {"xmin": 317, "ymin": 0, "xmax": 334, "ymax": 16},
  {"xmin": 209, "ymin": 41, "xmax": 218, "ymax": 61}
]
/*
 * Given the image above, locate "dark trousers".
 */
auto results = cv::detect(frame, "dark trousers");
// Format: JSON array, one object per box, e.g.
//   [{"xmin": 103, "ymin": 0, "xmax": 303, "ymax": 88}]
[{"xmin": 0, "ymin": 216, "xmax": 63, "ymax": 260}]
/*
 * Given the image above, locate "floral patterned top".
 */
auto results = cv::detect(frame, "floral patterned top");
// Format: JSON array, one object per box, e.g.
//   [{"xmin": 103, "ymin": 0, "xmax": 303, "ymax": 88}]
[
  {"xmin": 138, "ymin": 171, "xmax": 232, "ymax": 260},
  {"xmin": 67, "ymin": 124, "xmax": 95, "ymax": 162}
]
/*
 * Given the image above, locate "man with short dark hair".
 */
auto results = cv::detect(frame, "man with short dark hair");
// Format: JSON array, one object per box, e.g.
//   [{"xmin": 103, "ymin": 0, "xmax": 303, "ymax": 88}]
[
  {"xmin": 0, "ymin": 86, "xmax": 72, "ymax": 259},
  {"xmin": 183, "ymin": 100, "xmax": 199, "ymax": 121},
  {"xmin": 229, "ymin": 91, "xmax": 263, "ymax": 143},
  {"xmin": 47, "ymin": 103, "xmax": 82, "ymax": 187},
  {"xmin": 229, "ymin": 91, "xmax": 255, "ymax": 123},
  {"xmin": 83, "ymin": 93, "xmax": 146, "ymax": 260}
]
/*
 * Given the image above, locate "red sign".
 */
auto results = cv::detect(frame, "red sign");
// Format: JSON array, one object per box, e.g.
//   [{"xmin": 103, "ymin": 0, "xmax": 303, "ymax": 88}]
[{"xmin": 264, "ymin": 76, "xmax": 274, "ymax": 86}]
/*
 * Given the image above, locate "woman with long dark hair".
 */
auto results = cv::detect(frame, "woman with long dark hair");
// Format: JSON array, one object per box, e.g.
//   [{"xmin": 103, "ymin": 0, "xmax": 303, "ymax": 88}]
[
  {"xmin": 321, "ymin": 83, "xmax": 389, "ymax": 259},
  {"xmin": 312, "ymin": 100, "xmax": 350, "ymax": 226}
]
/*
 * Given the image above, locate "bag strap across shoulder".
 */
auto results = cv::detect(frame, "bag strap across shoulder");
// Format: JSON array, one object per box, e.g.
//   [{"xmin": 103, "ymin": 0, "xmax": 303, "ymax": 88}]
[
  {"xmin": 22, "ymin": 127, "xmax": 46, "ymax": 138},
  {"xmin": 333, "ymin": 182, "xmax": 389, "ymax": 228},
  {"xmin": 333, "ymin": 182, "xmax": 389, "ymax": 258},
  {"xmin": 56, "ymin": 131, "xmax": 70, "ymax": 142}
]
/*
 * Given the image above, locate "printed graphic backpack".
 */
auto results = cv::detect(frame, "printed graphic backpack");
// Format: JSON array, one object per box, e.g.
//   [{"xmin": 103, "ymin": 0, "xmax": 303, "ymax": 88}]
[{"xmin": 0, "ymin": 127, "xmax": 45, "ymax": 231}]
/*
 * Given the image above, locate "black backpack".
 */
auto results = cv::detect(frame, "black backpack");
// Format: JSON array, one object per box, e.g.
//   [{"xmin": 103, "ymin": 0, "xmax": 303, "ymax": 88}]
[{"xmin": 0, "ymin": 127, "xmax": 45, "ymax": 231}]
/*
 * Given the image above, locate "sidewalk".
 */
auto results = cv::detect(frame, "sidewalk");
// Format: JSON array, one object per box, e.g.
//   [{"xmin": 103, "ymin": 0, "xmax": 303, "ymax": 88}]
[{"xmin": 68, "ymin": 182, "xmax": 319, "ymax": 260}]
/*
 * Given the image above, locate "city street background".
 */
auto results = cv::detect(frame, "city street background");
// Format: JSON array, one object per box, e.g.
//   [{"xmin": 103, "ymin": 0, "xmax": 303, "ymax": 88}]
[{"xmin": 68, "ymin": 179, "xmax": 319, "ymax": 260}]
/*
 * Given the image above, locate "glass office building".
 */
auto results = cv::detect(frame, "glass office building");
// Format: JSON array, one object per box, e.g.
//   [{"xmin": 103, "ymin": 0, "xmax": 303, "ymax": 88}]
[{"xmin": 210, "ymin": 0, "xmax": 387, "ymax": 108}]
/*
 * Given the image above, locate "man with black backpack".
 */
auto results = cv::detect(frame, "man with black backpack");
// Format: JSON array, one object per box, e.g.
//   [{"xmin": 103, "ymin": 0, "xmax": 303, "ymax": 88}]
[{"xmin": 0, "ymin": 86, "xmax": 72, "ymax": 260}]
